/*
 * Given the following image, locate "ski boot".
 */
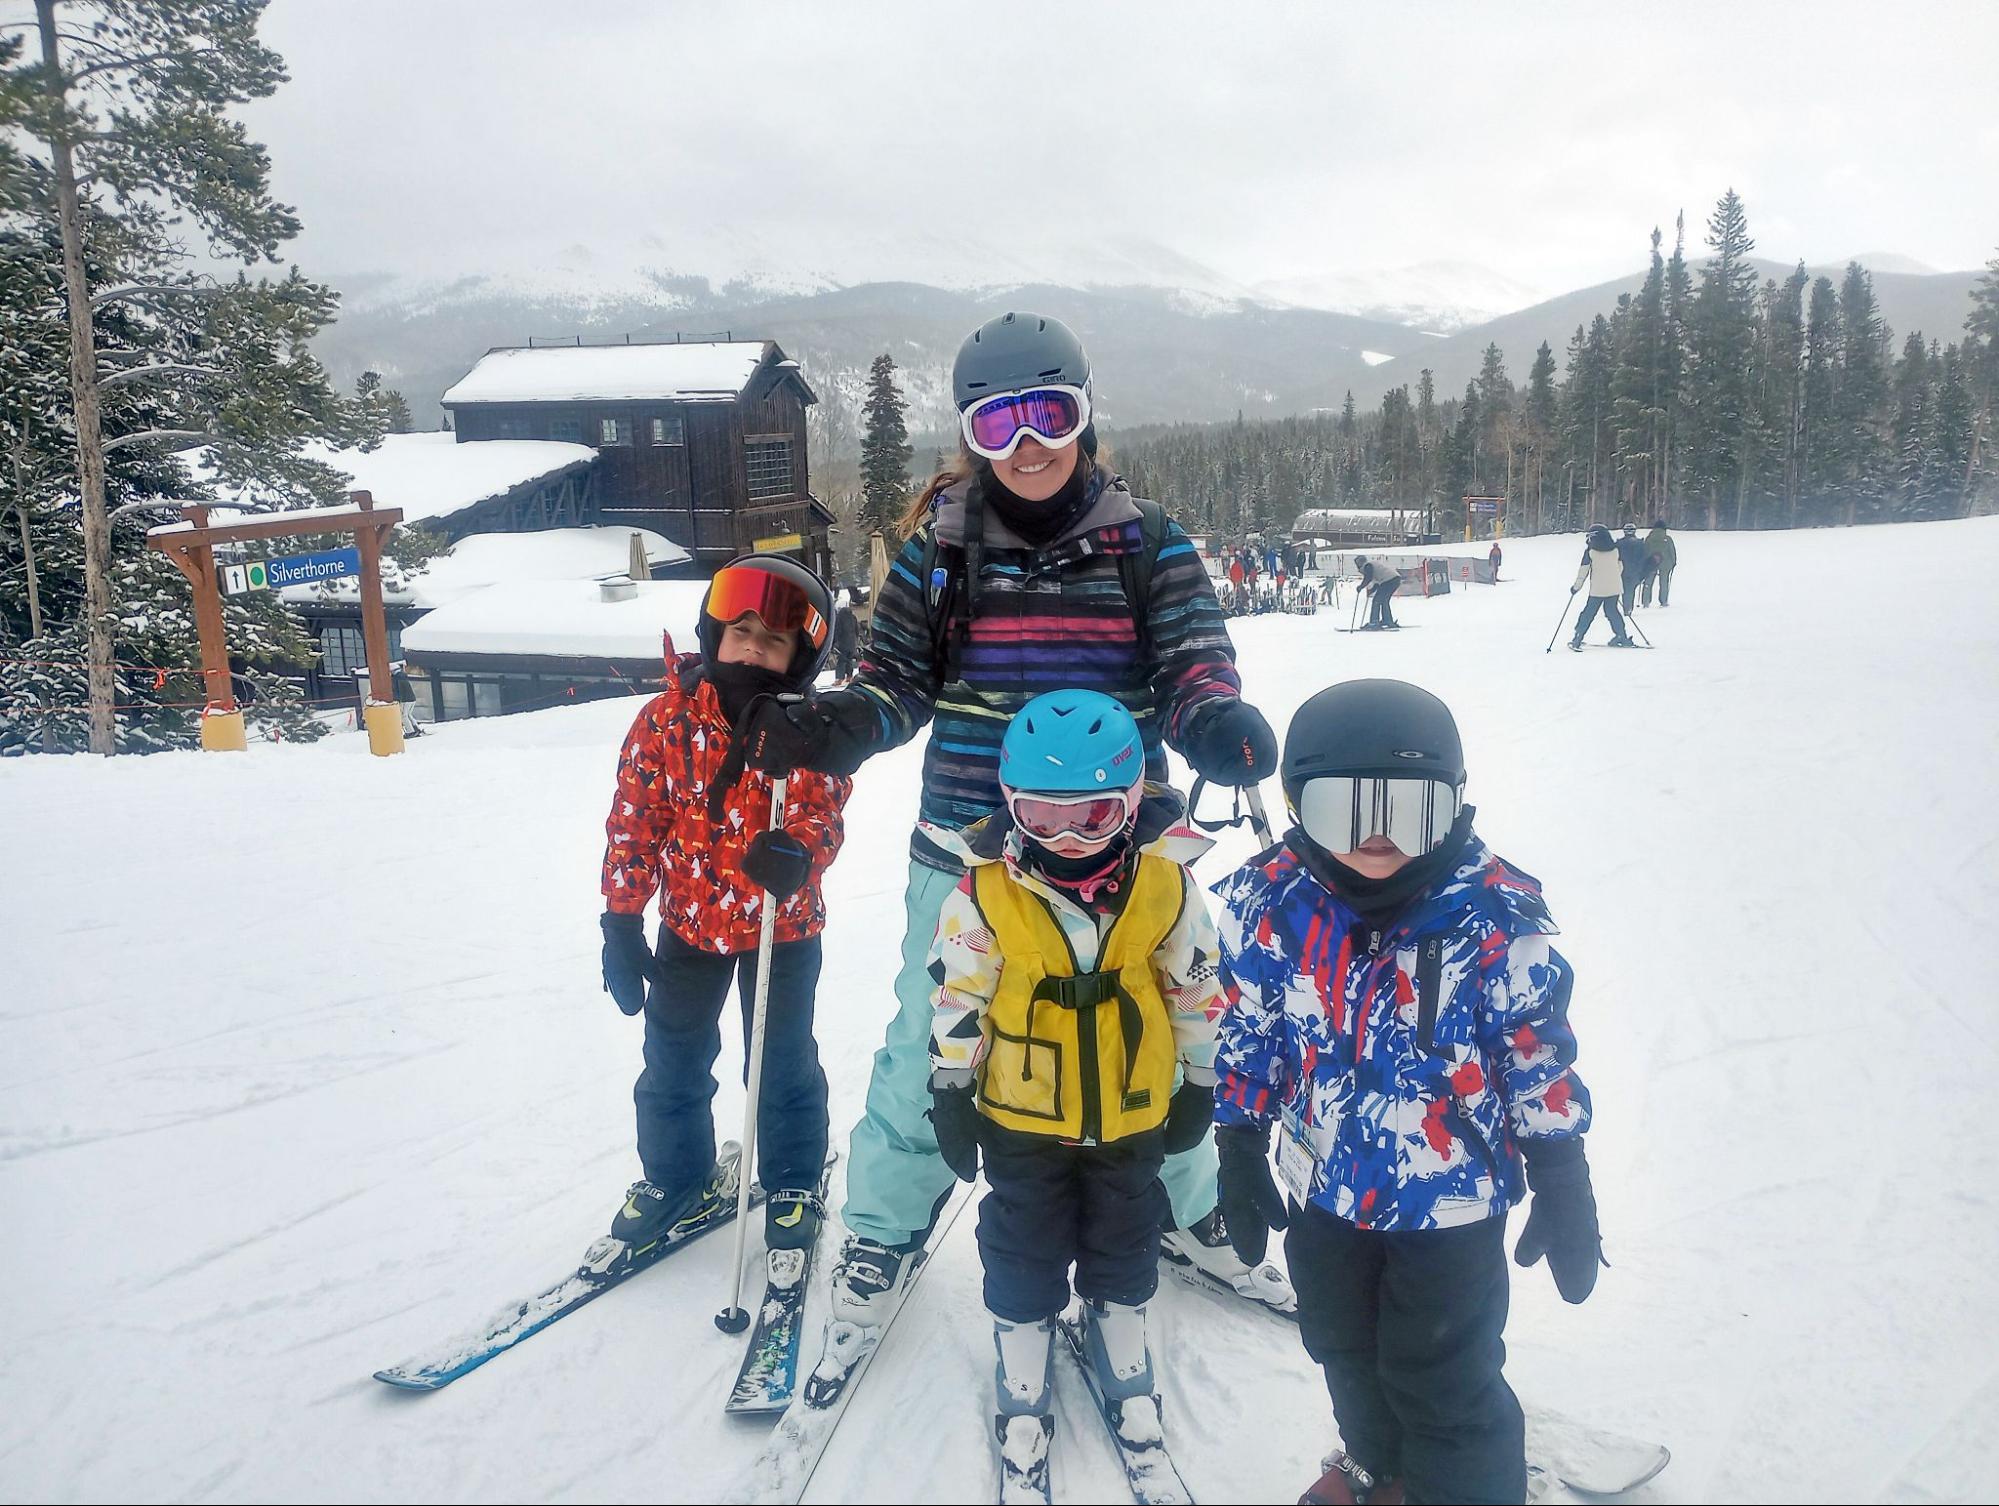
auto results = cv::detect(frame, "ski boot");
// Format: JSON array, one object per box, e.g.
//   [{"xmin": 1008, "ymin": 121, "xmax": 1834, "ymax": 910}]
[
  {"xmin": 1568, "ymin": 637, "xmax": 1585, "ymax": 652},
  {"xmin": 764, "ymin": 1188, "xmax": 824, "ymax": 1252},
  {"xmin": 1079, "ymin": 1299, "xmax": 1168, "ymax": 1454},
  {"xmin": 1160, "ymin": 1206, "xmax": 1298, "ymax": 1315},
  {"xmin": 599, "ymin": 1152, "xmax": 739, "ymax": 1274},
  {"xmin": 993, "ymin": 1313, "xmax": 1055, "ymax": 1505},
  {"xmin": 1300, "ymin": 1450, "xmax": 1403, "ymax": 1505},
  {"xmin": 1608, "ymin": 634, "xmax": 1635, "ymax": 647}
]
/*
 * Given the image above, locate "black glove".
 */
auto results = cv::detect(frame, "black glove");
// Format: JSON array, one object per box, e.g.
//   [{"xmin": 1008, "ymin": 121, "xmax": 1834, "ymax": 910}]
[
  {"xmin": 711, "ymin": 692, "xmax": 877, "ymax": 819},
  {"xmin": 600, "ymin": 911, "xmax": 656, "ymax": 1017},
  {"xmin": 1185, "ymin": 700, "xmax": 1278, "ymax": 787},
  {"xmin": 1215, "ymin": 1121, "xmax": 1290, "ymax": 1265},
  {"xmin": 1162, "ymin": 1077, "xmax": 1216, "ymax": 1155},
  {"xmin": 742, "ymin": 829, "xmax": 813, "ymax": 899},
  {"xmin": 1513, "ymin": 1139, "xmax": 1604, "ymax": 1304},
  {"xmin": 929, "ymin": 1076, "xmax": 982, "ymax": 1183}
]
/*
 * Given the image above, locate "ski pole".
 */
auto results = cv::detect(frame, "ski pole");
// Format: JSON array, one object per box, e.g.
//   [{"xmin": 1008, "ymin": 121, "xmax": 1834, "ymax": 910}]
[
  {"xmin": 1544, "ymin": 592, "xmax": 1578, "ymax": 654},
  {"xmin": 715, "ymin": 774, "xmax": 787, "ymax": 1335},
  {"xmin": 1624, "ymin": 611, "xmax": 1653, "ymax": 648},
  {"xmin": 1243, "ymin": 782, "xmax": 1276, "ymax": 848},
  {"xmin": 1349, "ymin": 583, "xmax": 1363, "ymax": 633}
]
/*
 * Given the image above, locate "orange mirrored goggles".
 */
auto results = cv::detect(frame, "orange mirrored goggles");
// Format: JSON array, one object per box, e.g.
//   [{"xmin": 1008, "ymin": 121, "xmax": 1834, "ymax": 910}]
[{"xmin": 704, "ymin": 566, "xmax": 829, "ymax": 649}]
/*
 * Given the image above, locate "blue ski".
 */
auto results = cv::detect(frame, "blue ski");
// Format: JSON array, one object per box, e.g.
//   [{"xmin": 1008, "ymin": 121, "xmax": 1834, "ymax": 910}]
[
  {"xmin": 725, "ymin": 1160, "xmax": 837, "ymax": 1415},
  {"xmin": 374, "ymin": 1143, "xmax": 759, "ymax": 1392},
  {"xmin": 1056, "ymin": 1306, "xmax": 1193, "ymax": 1505}
]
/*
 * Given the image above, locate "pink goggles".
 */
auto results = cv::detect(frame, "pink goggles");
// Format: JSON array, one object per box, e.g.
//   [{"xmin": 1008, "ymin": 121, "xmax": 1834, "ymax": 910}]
[
  {"xmin": 1005, "ymin": 787, "xmax": 1139, "ymax": 848},
  {"xmin": 959, "ymin": 384, "xmax": 1092, "ymax": 462}
]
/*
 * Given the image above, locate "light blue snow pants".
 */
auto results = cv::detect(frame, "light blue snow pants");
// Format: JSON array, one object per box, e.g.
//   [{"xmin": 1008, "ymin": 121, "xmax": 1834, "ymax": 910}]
[{"xmin": 840, "ymin": 856, "xmax": 1220, "ymax": 1247}]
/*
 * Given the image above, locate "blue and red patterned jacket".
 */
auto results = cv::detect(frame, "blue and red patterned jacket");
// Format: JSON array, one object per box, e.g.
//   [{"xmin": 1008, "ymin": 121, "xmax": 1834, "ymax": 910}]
[{"xmin": 1213, "ymin": 831, "xmax": 1590, "ymax": 1232}]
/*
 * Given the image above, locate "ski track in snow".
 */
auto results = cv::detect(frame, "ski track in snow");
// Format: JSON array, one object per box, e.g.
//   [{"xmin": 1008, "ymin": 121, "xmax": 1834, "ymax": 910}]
[{"xmin": 3, "ymin": 521, "xmax": 1997, "ymax": 1503}]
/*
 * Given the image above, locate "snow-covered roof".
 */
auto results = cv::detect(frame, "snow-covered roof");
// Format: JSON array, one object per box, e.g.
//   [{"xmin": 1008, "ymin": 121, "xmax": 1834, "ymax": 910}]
[
  {"xmin": 276, "ymin": 525, "xmax": 689, "ymax": 611},
  {"xmin": 441, "ymin": 342, "xmax": 773, "ymax": 405},
  {"xmin": 401, "ymin": 579, "xmax": 711, "ymax": 661},
  {"xmin": 194, "ymin": 432, "xmax": 598, "ymax": 527}
]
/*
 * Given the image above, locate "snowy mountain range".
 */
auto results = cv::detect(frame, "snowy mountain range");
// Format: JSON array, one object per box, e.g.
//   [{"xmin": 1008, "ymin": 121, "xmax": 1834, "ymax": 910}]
[{"xmin": 313, "ymin": 248, "xmax": 1982, "ymax": 450}]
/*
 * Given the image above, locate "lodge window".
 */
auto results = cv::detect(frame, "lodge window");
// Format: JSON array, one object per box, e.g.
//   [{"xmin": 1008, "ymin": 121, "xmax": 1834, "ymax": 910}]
[
  {"xmin": 599, "ymin": 417, "xmax": 630, "ymax": 447},
  {"xmin": 548, "ymin": 418, "xmax": 583, "ymax": 443},
  {"xmin": 495, "ymin": 415, "xmax": 532, "ymax": 440},
  {"xmin": 319, "ymin": 622, "xmax": 402, "ymax": 678},
  {"xmin": 650, "ymin": 415, "xmax": 684, "ymax": 445},
  {"xmin": 745, "ymin": 438, "xmax": 794, "ymax": 499}
]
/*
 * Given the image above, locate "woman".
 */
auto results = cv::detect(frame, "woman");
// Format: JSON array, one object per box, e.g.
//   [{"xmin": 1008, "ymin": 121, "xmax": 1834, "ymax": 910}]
[{"xmin": 733, "ymin": 312, "xmax": 1296, "ymax": 1340}]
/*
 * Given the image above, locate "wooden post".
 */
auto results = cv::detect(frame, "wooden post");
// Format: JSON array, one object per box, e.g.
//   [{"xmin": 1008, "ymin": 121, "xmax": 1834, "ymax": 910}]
[
  {"xmin": 351, "ymin": 490, "xmax": 404, "ymax": 757},
  {"xmin": 162, "ymin": 504, "xmax": 247, "ymax": 752}
]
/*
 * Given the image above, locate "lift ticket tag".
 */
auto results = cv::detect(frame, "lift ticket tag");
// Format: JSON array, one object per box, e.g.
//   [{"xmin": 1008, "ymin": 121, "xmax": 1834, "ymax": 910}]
[{"xmin": 1275, "ymin": 1107, "xmax": 1321, "ymax": 1204}]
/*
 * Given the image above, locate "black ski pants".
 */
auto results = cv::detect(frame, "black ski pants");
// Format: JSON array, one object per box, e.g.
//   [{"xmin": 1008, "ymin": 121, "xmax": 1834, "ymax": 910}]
[
  {"xmin": 1369, "ymin": 582, "xmax": 1399, "ymax": 627},
  {"xmin": 1571, "ymin": 593, "xmax": 1626, "ymax": 644},
  {"xmin": 976, "ymin": 1124, "xmax": 1169, "ymax": 1322},
  {"xmin": 634, "ymin": 927, "xmax": 828, "ymax": 1203},
  {"xmin": 1286, "ymin": 1204, "xmax": 1526, "ymax": 1506}
]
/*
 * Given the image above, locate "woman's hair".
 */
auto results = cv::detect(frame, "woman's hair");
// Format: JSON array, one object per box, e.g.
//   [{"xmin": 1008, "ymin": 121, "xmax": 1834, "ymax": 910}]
[{"xmin": 892, "ymin": 442, "xmax": 1101, "ymax": 540}]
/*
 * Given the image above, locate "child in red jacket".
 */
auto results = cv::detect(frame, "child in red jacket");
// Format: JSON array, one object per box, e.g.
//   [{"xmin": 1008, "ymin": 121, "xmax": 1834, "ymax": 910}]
[{"xmin": 598, "ymin": 555, "xmax": 850, "ymax": 1266}]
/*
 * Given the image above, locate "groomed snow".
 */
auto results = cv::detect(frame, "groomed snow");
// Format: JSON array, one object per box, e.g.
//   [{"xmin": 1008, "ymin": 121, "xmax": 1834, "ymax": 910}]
[
  {"xmin": 442, "ymin": 342, "xmax": 771, "ymax": 405},
  {"xmin": 2, "ymin": 518, "xmax": 1996, "ymax": 1503},
  {"xmin": 400, "ymin": 577, "xmax": 710, "ymax": 659}
]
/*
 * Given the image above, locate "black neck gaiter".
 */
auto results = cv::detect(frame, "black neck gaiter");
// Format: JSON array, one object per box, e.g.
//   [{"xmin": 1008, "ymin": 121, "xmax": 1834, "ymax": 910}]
[
  {"xmin": 977, "ymin": 457, "xmax": 1095, "ymax": 548},
  {"xmin": 1288, "ymin": 807, "xmax": 1477, "ymax": 930},
  {"xmin": 1021, "ymin": 833, "xmax": 1135, "ymax": 912},
  {"xmin": 705, "ymin": 660, "xmax": 791, "ymax": 726}
]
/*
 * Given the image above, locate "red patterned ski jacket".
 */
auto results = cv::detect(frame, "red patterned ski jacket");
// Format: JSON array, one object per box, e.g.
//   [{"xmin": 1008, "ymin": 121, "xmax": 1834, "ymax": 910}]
[{"xmin": 601, "ymin": 657, "xmax": 851, "ymax": 954}]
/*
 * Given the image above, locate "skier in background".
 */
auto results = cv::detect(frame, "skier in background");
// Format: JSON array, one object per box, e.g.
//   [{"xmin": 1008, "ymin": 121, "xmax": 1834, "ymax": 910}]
[
  {"xmin": 927, "ymin": 691, "xmax": 1224, "ymax": 1497},
  {"xmin": 1488, "ymin": 540, "xmax": 1502, "ymax": 581},
  {"xmin": 1641, "ymin": 521, "xmax": 1676, "ymax": 607},
  {"xmin": 1569, "ymin": 527, "xmax": 1634, "ymax": 650},
  {"xmin": 598, "ymin": 556, "xmax": 850, "ymax": 1270},
  {"xmin": 1357, "ymin": 555, "xmax": 1400, "ymax": 630},
  {"xmin": 830, "ymin": 588, "xmax": 860, "ymax": 682},
  {"xmin": 1616, "ymin": 524, "xmax": 1649, "ymax": 614},
  {"xmin": 725, "ymin": 312, "xmax": 1294, "ymax": 1380},
  {"xmin": 1212, "ymin": 679, "xmax": 1600, "ymax": 1505}
]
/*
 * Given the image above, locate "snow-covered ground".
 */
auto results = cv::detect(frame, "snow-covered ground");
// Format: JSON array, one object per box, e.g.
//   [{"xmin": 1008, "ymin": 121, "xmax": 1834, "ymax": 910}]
[{"xmin": 3, "ymin": 520, "xmax": 1996, "ymax": 1504}]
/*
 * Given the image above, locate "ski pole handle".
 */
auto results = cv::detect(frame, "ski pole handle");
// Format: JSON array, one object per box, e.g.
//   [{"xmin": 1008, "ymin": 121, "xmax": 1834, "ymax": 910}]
[
  {"xmin": 716, "ymin": 774, "xmax": 787, "ymax": 1334},
  {"xmin": 1243, "ymin": 783, "xmax": 1275, "ymax": 849}
]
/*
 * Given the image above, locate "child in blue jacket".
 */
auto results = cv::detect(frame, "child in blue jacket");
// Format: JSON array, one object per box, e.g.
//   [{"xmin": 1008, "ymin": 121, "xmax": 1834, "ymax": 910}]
[{"xmin": 1211, "ymin": 679, "xmax": 1602, "ymax": 1506}]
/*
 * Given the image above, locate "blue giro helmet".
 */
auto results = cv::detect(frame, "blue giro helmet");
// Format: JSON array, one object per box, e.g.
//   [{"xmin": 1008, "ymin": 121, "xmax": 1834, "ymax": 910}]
[{"xmin": 999, "ymin": 690, "xmax": 1144, "ymax": 796}]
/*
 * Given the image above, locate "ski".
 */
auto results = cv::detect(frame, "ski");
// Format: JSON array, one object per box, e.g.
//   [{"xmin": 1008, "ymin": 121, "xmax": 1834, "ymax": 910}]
[
  {"xmin": 1525, "ymin": 1409, "xmax": 1670, "ymax": 1499},
  {"xmin": 724, "ymin": 1159, "xmax": 837, "ymax": 1416},
  {"xmin": 374, "ymin": 1143, "xmax": 761, "ymax": 1392},
  {"xmin": 1055, "ymin": 1306, "xmax": 1193, "ymax": 1505},
  {"xmin": 1334, "ymin": 625, "xmax": 1417, "ymax": 633},
  {"xmin": 1158, "ymin": 1247, "xmax": 1298, "ymax": 1324},
  {"xmin": 743, "ymin": 1183, "xmax": 978, "ymax": 1503}
]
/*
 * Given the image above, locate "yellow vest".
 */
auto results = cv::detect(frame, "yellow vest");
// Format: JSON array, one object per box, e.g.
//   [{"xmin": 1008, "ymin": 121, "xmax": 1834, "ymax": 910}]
[{"xmin": 970, "ymin": 853, "xmax": 1185, "ymax": 1143}]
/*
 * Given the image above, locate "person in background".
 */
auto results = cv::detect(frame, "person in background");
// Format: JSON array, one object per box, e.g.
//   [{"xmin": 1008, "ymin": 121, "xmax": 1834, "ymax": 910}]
[
  {"xmin": 1357, "ymin": 555, "xmax": 1400, "ymax": 630},
  {"xmin": 831, "ymin": 588, "xmax": 860, "ymax": 682},
  {"xmin": 1641, "ymin": 521, "xmax": 1676, "ymax": 607},
  {"xmin": 1569, "ymin": 526, "xmax": 1634, "ymax": 650},
  {"xmin": 1615, "ymin": 525, "xmax": 1649, "ymax": 614},
  {"xmin": 1488, "ymin": 540, "xmax": 1502, "ymax": 581}
]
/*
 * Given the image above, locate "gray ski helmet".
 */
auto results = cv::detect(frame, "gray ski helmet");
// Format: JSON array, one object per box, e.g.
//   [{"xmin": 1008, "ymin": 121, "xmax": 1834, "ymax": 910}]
[
  {"xmin": 1281, "ymin": 679, "xmax": 1466, "ymax": 807},
  {"xmin": 697, "ymin": 553, "xmax": 835, "ymax": 684},
  {"xmin": 952, "ymin": 312, "xmax": 1091, "ymax": 411}
]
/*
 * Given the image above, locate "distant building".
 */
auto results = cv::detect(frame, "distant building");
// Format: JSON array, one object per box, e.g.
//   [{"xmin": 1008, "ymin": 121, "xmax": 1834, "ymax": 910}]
[
  {"xmin": 441, "ymin": 337, "xmax": 833, "ymax": 572},
  {"xmin": 1290, "ymin": 507, "xmax": 1428, "ymax": 550}
]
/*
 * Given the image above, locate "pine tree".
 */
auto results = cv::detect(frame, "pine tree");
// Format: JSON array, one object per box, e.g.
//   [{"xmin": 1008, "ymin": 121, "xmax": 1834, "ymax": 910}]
[
  {"xmin": 857, "ymin": 353, "xmax": 911, "ymax": 539},
  {"xmin": 1962, "ymin": 250, "xmax": 1999, "ymax": 514},
  {"xmin": 1833, "ymin": 262, "xmax": 1892, "ymax": 525},
  {"xmin": 5, "ymin": 0, "xmax": 377, "ymax": 752},
  {"xmin": 1799, "ymin": 276, "xmax": 1842, "ymax": 526},
  {"xmin": 1684, "ymin": 190, "xmax": 1763, "ymax": 528},
  {"xmin": 1473, "ymin": 342, "xmax": 1513, "ymax": 514},
  {"xmin": 1611, "ymin": 230, "xmax": 1669, "ymax": 520},
  {"xmin": 1523, "ymin": 341, "xmax": 1557, "ymax": 533}
]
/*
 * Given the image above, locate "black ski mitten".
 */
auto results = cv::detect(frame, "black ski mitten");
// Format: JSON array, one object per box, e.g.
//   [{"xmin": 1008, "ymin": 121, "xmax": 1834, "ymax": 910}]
[
  {"xmin": 1513, "ymin": 1137, "xmax": 1604, "ymax": 1304},
  {"xmin": 742, "ymin": 830, "xmax": 813, "ymax": 899},
  {"xmin": 1162, "ymin": 1076, "xmax": 1217, "ymax": 1155},
  {"xmin": 928, "ymin": 1073, "xmax": 983, "ymax": 1184},
  {"xmin": 1185, "ymin": 700, "xmax": 1278, "ymax": 787},
  {"xmin": 1215, "ymin": 1121, "xmax": 1291, "ymax": 1265},
  {"xmin": 600, "ymin": 911, "xmax": 656, "ymax": 1017}
]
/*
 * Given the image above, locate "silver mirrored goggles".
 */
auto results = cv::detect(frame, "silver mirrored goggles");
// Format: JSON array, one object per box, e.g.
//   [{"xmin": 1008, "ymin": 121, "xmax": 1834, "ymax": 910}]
[{"xmin": 1294, "ymin": 775, "xmax": 1463, "ymax": 857}]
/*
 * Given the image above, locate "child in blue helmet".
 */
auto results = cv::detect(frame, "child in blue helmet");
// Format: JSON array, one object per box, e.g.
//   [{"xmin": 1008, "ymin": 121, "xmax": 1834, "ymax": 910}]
[{"xmin": 923, "ymin": 689, "xmax": 1227, "ymax": 1495}]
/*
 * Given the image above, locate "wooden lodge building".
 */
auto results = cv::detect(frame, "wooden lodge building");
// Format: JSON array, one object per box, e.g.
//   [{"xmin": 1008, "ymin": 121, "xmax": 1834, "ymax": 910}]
[{"xmin": 439, "ymin": 337, "xmax": 834, "ymax": 574}]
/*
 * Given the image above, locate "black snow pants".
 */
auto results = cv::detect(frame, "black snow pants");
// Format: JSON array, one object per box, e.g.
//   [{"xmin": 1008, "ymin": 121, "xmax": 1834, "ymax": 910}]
[
  {"xmin": 1570, "ymin": 593, "xmax": 1627, "ymax": 644},
  {"xmin": 976, "ymin": 1124, "xmax": 1170, "ymax": 1322},
  {"xmin": 1286, "ymin": 1203, "xmax": 1526, "ymax": 1506},
  {"xmin": 1369, "ymin": 581, "xmax": 1399, "ymax": 627},
  {"xmin": 634, "ymin": 927, "xmax": 829, "ymax": 1203}
]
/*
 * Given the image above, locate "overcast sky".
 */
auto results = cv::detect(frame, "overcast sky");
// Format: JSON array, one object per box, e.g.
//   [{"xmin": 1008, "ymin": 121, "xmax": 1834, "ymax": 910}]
[{"xmin": 245, "ymin": 0, "xmax": 1998, "ymax": 305}]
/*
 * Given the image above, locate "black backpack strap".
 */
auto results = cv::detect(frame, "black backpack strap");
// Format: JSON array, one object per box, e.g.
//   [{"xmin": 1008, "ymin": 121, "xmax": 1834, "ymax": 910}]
[{"xmin": 1118, "ymin": 497, "xmax": 1168, "ymax": 664}]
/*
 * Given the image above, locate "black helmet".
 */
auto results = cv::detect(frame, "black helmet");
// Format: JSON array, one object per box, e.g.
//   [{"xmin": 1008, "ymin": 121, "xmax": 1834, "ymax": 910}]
[
  {"xmin": 697, "ymin": 553, "xmax": 834, "ymax": 684},
  {"xmin": 1587, "ymin": 525, "xmax": 1613, "ymax": 548},
  {"xmin": 1281, "ymin": 679, "xmax": 1466, "ymax": 807},
  {"xmin": 1621, "ymin": 524, "xmax": 1637, "ymax": 536},
  {"xmin": 952, "ymin": 312, "xmax": 1091, "ymax": 411}
]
